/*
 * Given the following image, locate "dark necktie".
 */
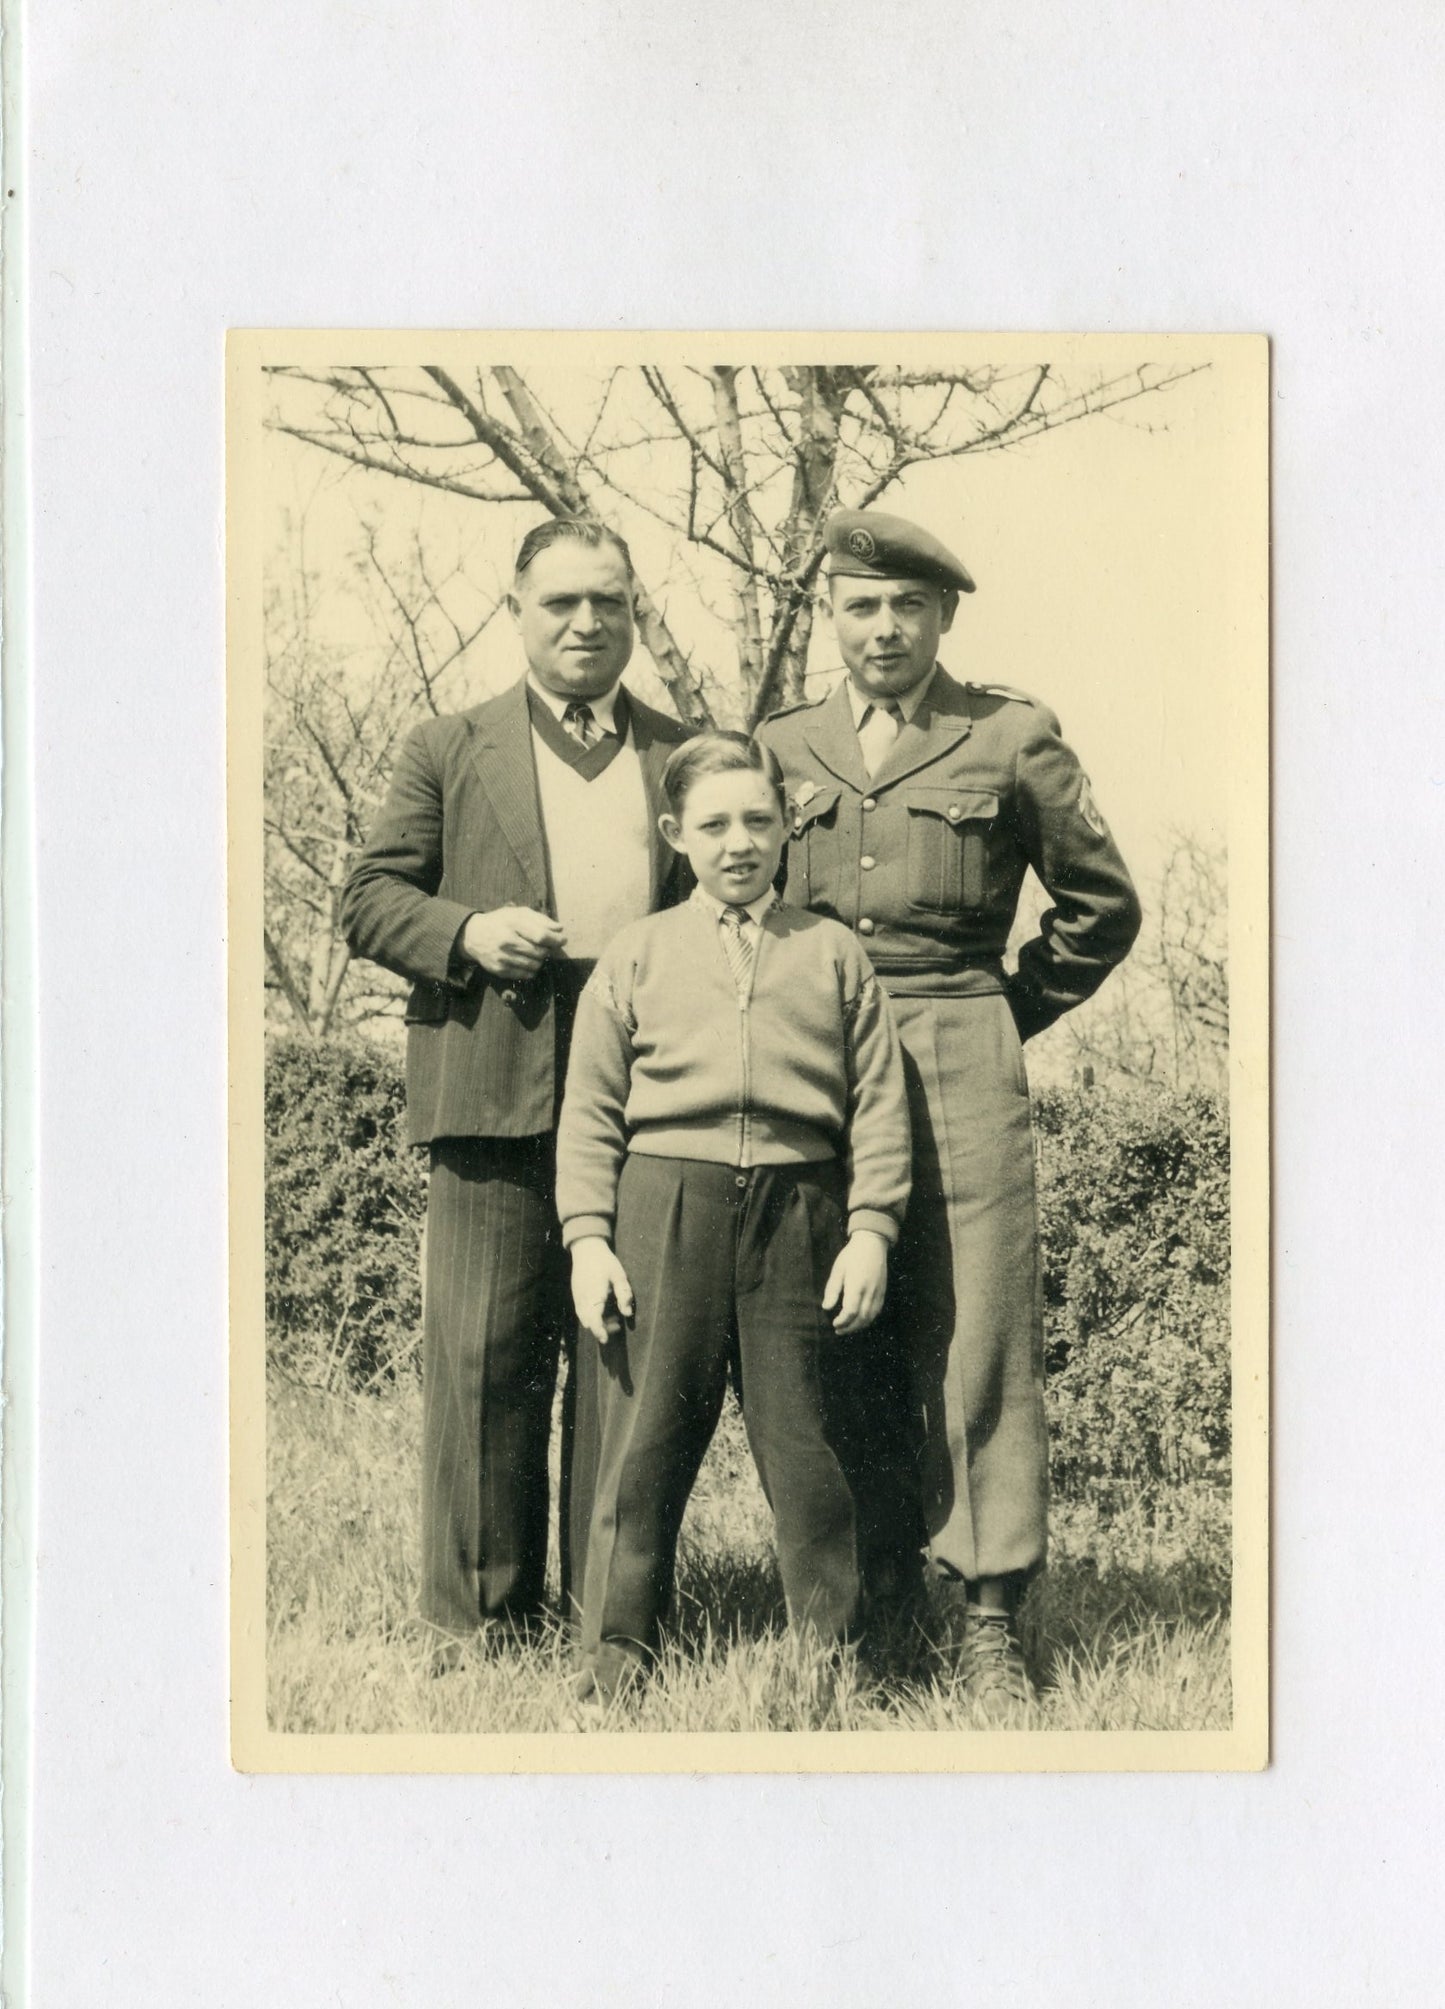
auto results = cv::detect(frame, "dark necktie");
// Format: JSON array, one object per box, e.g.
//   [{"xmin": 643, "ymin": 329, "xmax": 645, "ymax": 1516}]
[{"xmin": 562, "ymin": 699, "xmax": 598, "ymax": 749}]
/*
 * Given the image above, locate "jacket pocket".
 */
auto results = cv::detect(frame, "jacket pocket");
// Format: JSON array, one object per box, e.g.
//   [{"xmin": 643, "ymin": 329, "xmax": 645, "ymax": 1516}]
[
  {"xmin": 786, "ymin": 783, "xmax": 842, "ymax": 905},
  {"xmin": 903, "ymin": 786, "xmax": 998, "ymax": 913},
  {"xmin": 404, "ymin": 979, "xmax": 452, "ymax": 1026}
]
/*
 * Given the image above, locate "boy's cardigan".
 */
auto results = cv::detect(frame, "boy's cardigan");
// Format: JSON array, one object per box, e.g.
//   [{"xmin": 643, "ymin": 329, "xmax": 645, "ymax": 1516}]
[{"xmin": 555, "ymin": 894, "xmax": 912, "ymax": 1247}]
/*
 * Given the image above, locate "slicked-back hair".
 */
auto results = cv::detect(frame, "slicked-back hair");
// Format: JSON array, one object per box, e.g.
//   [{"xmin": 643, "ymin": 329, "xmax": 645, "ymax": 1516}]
[
  {"xmin": 661, "ymin": 730, "xmax": 787, "ymax": 818},
  {"xmin": 513, "ymin": 516, "xmax": 634, "ymax": 583}
]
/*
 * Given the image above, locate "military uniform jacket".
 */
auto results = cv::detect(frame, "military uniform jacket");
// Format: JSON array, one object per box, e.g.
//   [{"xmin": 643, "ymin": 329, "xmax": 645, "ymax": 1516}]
[
  {"xmin": 340, "ymin": 677, "xmax": 692, "ymax": 1143},
  {"xmin": 757, "ymin": 666, "xmax": 1141, "ymax": 1039}
]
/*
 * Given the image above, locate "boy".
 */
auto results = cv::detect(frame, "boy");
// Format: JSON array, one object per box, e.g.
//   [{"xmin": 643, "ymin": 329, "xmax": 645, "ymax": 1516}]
[{"xmin": 555, "ymin": 733, "xmax": 912, "ymax": 1702}]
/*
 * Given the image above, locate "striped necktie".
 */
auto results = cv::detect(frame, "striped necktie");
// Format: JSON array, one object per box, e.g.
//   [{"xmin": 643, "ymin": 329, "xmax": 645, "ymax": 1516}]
[
  {"xmin": 562, "ymin": 699, "xmax": 598, "ymax": 749},
  {"xmin": 719, "ymin": 906, "xmax": 756, "ymax": 995},
  {"xmin": 858, "ymin": 698, "xmax": 904, "ymax": 775}
]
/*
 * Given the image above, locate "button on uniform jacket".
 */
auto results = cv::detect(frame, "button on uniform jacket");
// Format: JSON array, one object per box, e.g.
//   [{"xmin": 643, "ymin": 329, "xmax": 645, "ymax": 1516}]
[
  {"xmin": 340, "ymin": 676, "xmax": 693, "ymax": 1143},
  {"xmin": 757, "ymin": 666, "xmax": 1142, "ymax": 1034}
]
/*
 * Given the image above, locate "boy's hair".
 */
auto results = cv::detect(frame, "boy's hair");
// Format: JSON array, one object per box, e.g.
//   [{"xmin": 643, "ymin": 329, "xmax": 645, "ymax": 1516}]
[
  {"xmin": 661, "ymin": 731, "xmax": 787, "ymax": 817},
  {"xmin": 513, "ymin": 516, "xmax": 634, "ymax": 582}
]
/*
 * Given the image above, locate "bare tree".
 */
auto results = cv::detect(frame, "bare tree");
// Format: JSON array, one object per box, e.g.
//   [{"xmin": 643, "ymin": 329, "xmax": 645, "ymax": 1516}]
[
  {"xmin": 264, "ymin": 506, "xmax": 500, "ymax": 1037},
  {"xmin": 262, "ymin": 357, "xmax": 1212, "ymax": 1041},
  {"xmin": 266, "ymin": 358, "xmax": 1206, "ymax": 729},
  {"xmin": 1057, "ymin": 831, "xmax": 1228, "ymax": 1093}
]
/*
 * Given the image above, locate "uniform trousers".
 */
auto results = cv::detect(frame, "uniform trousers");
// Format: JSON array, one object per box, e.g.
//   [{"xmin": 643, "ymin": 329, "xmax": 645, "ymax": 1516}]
[
  {"xmin": 897, "ymin": 989, "xmax": 1049, "ymax": 1581},
  {"xmin": 581, "ymin": 1155, "xmax": 861, "ymax": 1664},
  {"xmin": 421, "ymin": 1136, "xmax": 602, "ymax": 1634},
  {"xmin": 822, "ymin": 990, "xmax": 1048, "ymax": 1592}
]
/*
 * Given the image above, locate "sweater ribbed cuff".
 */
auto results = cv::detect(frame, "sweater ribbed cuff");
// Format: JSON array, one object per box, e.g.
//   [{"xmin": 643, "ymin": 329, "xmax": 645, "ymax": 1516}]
[
  {"xmin": 847, "ymin": 1209, "xmax": 900, "ymax": 1246},
  {"xmin": 561, "ymin": 1214, "xmax": 614, "ymax": 1250}
]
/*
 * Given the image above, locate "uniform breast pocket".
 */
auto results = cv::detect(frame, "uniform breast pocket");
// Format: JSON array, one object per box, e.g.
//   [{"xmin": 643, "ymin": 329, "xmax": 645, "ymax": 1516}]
[
  {"xmin": 787, "ymin": 784, "xmax": 842, "ymax": 903},
  {"xmin": 904, "ymin": 787, "xmax": 999, "ymax": 913}
]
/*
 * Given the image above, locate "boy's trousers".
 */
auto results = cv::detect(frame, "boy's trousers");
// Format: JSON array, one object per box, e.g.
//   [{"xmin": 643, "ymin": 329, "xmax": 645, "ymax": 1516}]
[{"xmin": 581, "ymin": 1155, "xmax": 861, "ymax": 1662}]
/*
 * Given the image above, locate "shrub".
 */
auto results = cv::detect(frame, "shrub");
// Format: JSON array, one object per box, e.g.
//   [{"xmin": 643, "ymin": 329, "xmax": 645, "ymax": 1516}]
[
  {"xmin": 1033, "ymin": 1084, "xmax": 1230, "ymax": 1512},
  {"xmin": 262, "ymin": 1043, "xmax": 1232, "ymax": 1525},
  {"xmin": 265, "ymin": 1032, "xmax": 426, "ymax": 1385}
]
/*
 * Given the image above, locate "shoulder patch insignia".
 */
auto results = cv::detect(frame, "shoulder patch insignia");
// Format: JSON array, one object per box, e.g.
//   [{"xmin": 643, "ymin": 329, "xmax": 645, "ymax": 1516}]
[{"xmin": 1078, "ymin": 775, "xmax": 1109, "ymax": 838}]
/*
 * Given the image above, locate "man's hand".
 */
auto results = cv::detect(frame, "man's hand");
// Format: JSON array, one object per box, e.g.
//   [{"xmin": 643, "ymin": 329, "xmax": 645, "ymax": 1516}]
[
  {"xmin": 570, "ymin": 1237, "xmax": 635, "ymax": 1348},
  {"xmin": 821, "ymin": 1230, "xmax": 891, "ymax": 1335},
  {"xmin": 460, "ymin": 906, "xmax": 567, "ymax": 979}
]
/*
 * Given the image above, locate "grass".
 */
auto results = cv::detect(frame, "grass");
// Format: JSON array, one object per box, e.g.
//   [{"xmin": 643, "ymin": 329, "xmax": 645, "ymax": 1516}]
[{"xmin": 266, "ymin": 1366, "xmax": 1231, "ymax": 1738}]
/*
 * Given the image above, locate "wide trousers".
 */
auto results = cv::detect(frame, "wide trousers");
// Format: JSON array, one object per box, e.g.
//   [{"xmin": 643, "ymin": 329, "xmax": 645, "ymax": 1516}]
[
  {"xmin": 889, "ymin": 990, "xmax": 1049, "ymax": 1583},
  {"xmin": 581, "ymin": 1156, "xmax": 861, "ymax": 1663},
  {"xmin": 421, "ymin": 1135, "xmax": 601, "ymax": 1635}
]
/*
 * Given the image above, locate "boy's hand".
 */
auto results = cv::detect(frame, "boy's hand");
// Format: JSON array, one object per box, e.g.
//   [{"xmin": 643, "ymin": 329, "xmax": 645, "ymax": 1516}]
[
  {"xmin": 461, "ymin": 906, "xmax": 567, "ymax": 978},
  {"xmin": 821, "ymin": 1230, "xmax": 891, "ymax": 1336},
  {"xmin": 570, "ymin": 1237, "xmax": 635, "ymax": 1348}
]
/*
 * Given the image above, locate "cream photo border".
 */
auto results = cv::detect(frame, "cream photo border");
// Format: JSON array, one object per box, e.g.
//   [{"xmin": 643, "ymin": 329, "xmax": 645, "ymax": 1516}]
[{"xmin": 227, "ymin": 328, "xmax": 1269, "ymax": 1775}]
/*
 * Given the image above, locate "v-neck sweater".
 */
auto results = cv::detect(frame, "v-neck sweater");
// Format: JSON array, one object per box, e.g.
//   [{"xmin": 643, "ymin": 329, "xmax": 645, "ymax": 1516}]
[
  {"xmin": 530, "ymin": 727, "xmax": 652, "ymax": 960},
  {"xmin": 555, "ymin": 900, "xmax": 911, "ymax": 1246}
]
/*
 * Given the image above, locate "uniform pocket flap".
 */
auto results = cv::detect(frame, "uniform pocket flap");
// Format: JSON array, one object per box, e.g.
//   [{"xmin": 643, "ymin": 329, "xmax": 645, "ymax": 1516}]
[
  {"xmin": 902, "ymin": 785, "xmax": 999, "ymax": 825},
  {"xmin": 788, "ymin": 782, "xmax": 842, "ymax": 833}
]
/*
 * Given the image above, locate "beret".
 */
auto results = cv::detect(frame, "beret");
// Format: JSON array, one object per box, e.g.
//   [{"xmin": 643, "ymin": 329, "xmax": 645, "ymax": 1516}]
[{"xmin": 824, "ymin": 509, "xmax": 976, "ymax": 593}]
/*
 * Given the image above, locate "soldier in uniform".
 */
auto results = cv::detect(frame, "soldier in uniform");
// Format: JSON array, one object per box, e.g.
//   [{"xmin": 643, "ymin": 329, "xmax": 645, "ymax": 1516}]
[{"xmin": 757, "ymin": 508, "xmax": 1141, "ymax": 1702}]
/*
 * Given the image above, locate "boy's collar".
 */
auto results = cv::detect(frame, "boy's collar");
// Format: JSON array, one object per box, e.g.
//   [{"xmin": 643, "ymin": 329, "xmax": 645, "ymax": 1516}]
[{"xmin": 689, "ymin": 884, "xmax": 779, "ymax": 926}]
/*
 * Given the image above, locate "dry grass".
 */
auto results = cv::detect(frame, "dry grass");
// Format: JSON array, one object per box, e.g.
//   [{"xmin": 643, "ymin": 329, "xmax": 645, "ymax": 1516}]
[{"xmin": 266, "ymin": 1369, "xmax": 1231, "ymax": 1738}]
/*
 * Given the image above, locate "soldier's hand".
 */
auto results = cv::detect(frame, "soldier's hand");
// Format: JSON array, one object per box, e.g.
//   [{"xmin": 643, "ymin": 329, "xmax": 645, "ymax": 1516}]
[
  {"xmin": 822, "ymin": 1231, "xmax": 891, "ymax": 1335},
  {"xmin": 569, "ymin": 1237, "xmax": 635, "ymax": 1348},
  {"xmin": 460, "ymin": 906, "xmax": 567, "ymax": 979}
]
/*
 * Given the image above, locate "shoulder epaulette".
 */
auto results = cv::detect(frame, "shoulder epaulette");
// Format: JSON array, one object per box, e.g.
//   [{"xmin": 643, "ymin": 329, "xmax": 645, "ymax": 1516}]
[
  {"xmin": 760, "ymin": 692, "xmax": 827, "ymax": 722},
  {"xmin": 966, "ymin": 681, "xmax": 1037, "ymax": 706}
]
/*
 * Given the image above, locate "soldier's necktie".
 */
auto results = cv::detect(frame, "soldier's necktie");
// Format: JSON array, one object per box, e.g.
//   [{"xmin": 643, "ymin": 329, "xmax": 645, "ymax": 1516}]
[
  {"xmin": 858, "ymin": 698, "xmax": 905, "ymax": 775},
  {"xmin": 719, "ymin": 906, "xmax": 756, "ymax": 995},
  {"xmin": 562, "ymin": 699, "xmax": 598, "ymax": 749}
]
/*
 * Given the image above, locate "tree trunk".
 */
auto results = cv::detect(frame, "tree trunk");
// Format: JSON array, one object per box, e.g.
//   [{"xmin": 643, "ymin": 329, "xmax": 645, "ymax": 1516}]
[
  {"xmin": 491, "ymin": 367, "xmax": 711, "ymax": 723},
  {"xmin": 747, "ymin": 367, "xmax": 849, "ymax": 728},
  {"xmin": 710, "ymin": 367, "xmax": 766, "ymax": 713}
]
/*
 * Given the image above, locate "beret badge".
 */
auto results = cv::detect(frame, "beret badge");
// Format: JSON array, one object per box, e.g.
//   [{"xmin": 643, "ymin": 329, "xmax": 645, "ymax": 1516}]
[{"xmin": 847, "ymin": 527, "xmax": 877, "ymax": 560}]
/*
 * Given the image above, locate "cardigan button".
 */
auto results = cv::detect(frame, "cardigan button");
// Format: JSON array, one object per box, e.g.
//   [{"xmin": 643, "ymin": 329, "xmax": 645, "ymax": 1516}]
[
  {"xmin": 858, "ymin": 917, "xmax": 876, "ymax": 935},
  {"xmin": 860, "ymin": 855, "xmax": 876, "ymax": 870},
  {"xmin": 862, "ymin": 796, "xmax": 877, "ymax": 811}
]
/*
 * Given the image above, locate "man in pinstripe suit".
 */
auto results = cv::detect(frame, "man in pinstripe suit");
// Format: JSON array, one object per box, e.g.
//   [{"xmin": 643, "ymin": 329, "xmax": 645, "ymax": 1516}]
[{"xmin": 342, "ymin": 519, "xmax": 692, "ymax": 1657}]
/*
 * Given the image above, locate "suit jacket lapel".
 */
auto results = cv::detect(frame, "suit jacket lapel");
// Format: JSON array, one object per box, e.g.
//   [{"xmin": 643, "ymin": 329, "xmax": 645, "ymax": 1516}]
[
  {"xmin": 630, "ymin": 693, "xmax": 677, "ymax": 906},
  {"xmin": 467, "ymin": 680, "xmax": 550, "ymax": 906},
  {"xmin": 802, "ymin": 682, "xmax": 870, "ymax": 792},
  {"xmin": 869, "ymin": 666, "xmax": 974, "ymax": 788}
]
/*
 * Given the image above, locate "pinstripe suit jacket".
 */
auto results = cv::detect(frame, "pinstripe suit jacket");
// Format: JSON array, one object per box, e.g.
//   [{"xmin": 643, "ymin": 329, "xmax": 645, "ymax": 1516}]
[{"xmin": 341, "ymin": 676, "xmax": 692, "ymax": 1144}]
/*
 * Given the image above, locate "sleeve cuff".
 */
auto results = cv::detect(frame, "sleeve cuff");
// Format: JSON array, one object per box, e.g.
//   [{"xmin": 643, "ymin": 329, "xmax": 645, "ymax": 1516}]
[
  {"xmin": 561, "ymin": 1215, "xmax": 614, "ymax": 1249},
  {"xmin": 446, "ymin": 911, "xmax": 480, "ymax": 990},
  {"xmin": 1004, "ymin": 976, "xmax": 1056, "ymax": 1044},
  {"xmin": 847, "ymin": 1209, "xmax": 900, "ymax": 1245}
]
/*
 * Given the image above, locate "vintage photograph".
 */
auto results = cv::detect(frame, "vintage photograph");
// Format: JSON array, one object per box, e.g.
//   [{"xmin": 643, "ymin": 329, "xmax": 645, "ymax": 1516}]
[{"xmin": 228, "ymin": 331, "xmax": 1267, "ymax": 1771}]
